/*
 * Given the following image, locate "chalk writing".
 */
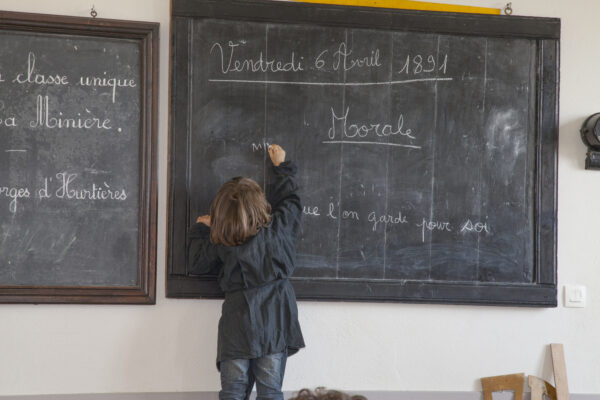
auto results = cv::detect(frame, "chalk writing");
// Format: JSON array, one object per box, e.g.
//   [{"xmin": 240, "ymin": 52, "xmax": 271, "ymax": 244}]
[
  {"xmin": 303, "ymin": 205, "xmax": 320, "ymax": 216},
  {"xmin": 315, "ymin": 42, "xmax": 382, "ymax": 72},
  {"xmin": 29, "ymin": 95, "xmax": 112, "ymax": 130},
  {"xmin": 368, "ymin": 211, "xmax": 408, "ymax": 231},
  {"xmin": 78, "ymin": 73, "xmax": 137, "ymax": 103},
  {"xmin": 342, "ymin": 210, "xmax": 360, "ymax": 220},
  {"xmin": 398, "ymin": 54, "xmax": 449, "ymax": 75},
  {"xmin": 0, "ymin": 171, "xmax": 129, "ymax": 213},
  {"xmin": 0, "ymin": 115, "xmax": 17, "ymax": 127},
  {"xmin": 460, "ymin": 219, "xmax": 490, "ymax": 234},
  {"xmin": 0, "ymin": 185, "xmax": 31, "ymax": 213},
  {"xmin": 38, "ymin": 178, "xmax": 51, "ymax": 200},
  {"xmin": 326, "ymin": 202, "xmax": 361, "ymax": 221},
  {"xmin": 416, "ymin": 219, "xmax": 452, "ymax": 242},
  {"xmin": 252, "ymin": 141, "xmax": 271, "ymax": 152},
  {"xmin": 54, "ymin": 172, "xmax": 127, "ymax": 201},
  {"xmin": 211, "ymin": 41, "xmax": 304, "ymax": 74},
  {"xmin": 13, "ymin": 52, "xmax": 69, "ymax": 86},
  {"xmin": 327, "ymin": 202, "xmax": 337, "ymax": 219},
  {"xmin": 327, "ymin": 107, "xmax": 415, "ymax": 142},
  {"xmin": 298, "ymin": 200, "xmax": 491, "ymax": 241}
]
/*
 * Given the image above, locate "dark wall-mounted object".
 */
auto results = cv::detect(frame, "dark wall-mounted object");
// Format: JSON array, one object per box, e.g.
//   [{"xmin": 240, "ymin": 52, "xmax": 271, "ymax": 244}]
[
  {"xmin": 580, "ymin": 113, "xmax": 600, "ymax": 169},
  {"xmin": 0, "ymin": 11, "xmax": 159, "ymax": 304},
  {"xmin": 168, "ymin": 0, "xmax": 560, "ymax": 307}
]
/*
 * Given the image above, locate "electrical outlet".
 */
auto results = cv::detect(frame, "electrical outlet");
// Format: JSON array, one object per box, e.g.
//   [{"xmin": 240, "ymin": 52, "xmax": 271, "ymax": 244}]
[{"xmin": 564, "ymin": 285, "xmax": 586, "ymax": 308}]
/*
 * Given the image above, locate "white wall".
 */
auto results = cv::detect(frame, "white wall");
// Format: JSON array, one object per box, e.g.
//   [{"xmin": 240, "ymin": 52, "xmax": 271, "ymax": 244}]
[{"xmin": 0, "ymin": 0, "xmax": 598, "ymax": 396}]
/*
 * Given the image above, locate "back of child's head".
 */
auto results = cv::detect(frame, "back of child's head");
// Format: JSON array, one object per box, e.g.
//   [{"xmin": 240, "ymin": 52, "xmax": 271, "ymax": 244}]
[{"xmin": 209, "ymin": 177, "xmax": 271, "ymax": 246}]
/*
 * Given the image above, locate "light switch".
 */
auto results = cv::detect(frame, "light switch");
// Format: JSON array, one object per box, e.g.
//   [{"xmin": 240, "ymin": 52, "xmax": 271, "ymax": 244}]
[{"xmin": 564, "ymin": 285, "xmax": 586, "ymax": 308}]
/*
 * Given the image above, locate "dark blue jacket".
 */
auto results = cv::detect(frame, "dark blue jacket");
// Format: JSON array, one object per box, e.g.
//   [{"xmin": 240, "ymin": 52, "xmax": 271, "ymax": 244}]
[{"xmin": 188, "ymin": 161, "xmax": 305, "ymax": 369}]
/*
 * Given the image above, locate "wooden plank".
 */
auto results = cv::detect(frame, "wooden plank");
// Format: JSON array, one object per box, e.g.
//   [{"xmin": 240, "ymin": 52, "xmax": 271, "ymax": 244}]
[
  {"xmin": 290, "ymin": 0, "xmax": 501, "ymax": 14},
  {"xmin": 480, "ymin": 373, "xmax": 525, "ymax": 400},
  {"xmin": 528, "ymin": 375, "xmax": 557, "ymax": 400},
  {"xmin": 551, "ymin": 343, "xmax": 570, "ymax": 400}
]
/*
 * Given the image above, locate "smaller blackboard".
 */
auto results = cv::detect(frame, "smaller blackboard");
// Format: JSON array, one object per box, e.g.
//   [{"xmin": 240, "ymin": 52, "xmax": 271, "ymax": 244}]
[{"xmin": 0, "ymin": 11, "xmax": 159, "ymax": 304}]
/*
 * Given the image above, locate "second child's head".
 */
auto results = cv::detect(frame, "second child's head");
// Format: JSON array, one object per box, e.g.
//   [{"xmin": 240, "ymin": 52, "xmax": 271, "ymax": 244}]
[
  {"xmin": 289, "ymin": 388, "xmax": 367, "ymax": 400},
  {"xmin": 209, "ymin": 177, "xmax": 271, "ymax": 246}
]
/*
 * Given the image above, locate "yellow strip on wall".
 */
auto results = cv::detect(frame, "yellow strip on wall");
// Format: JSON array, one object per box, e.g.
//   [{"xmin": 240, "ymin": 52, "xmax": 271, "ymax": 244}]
[{"xmin": 290, "ymin": 0, "xmax": 501, "ymax": 15}]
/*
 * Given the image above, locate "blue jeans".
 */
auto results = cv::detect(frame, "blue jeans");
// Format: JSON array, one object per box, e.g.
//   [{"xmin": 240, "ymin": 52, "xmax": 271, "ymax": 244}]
[{"xmin": 219, "ymin": 352, "xmax": 287, "ymax": 400}]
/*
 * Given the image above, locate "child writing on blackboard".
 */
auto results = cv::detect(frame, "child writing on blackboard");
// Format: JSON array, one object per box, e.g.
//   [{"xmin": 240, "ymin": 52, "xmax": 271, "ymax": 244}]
[{"xmin": 188, "ymin": 144, "xmax": 305, "ymax": 400}]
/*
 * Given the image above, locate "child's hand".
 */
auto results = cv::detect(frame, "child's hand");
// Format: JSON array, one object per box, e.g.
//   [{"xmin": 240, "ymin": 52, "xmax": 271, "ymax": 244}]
[
  {"xmin": 269, "ymin": 144, "xmax": 286, "ymax": 166},
  {"xmin": 196, "ymin": 215, "xmax": 211, "ymax": 227}
]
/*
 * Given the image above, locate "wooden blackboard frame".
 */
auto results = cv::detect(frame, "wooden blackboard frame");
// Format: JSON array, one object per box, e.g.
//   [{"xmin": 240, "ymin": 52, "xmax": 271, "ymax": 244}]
[
  {"xmin": 0, "ymin": 11, "xmax": 159, "ymax": 304},
  {"xmin": 167, "ymin": 0, "xmax": 559, "ymax": 307}
]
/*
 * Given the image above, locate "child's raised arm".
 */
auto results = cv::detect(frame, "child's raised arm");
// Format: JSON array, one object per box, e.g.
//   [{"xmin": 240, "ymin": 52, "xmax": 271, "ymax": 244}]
[{"xmin": 267, "ymin": 144, "xmax": 302, "ymax": 239}]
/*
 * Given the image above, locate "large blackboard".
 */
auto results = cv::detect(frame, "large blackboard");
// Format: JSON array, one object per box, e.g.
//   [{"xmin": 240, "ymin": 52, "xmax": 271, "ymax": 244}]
[
  {"xmin": 0, "ymin": 12, "xmax": 158, "ymax": 304},
  {"xmin": 168, "ymin": 0, "xmax": 559, "ymax": 306}
]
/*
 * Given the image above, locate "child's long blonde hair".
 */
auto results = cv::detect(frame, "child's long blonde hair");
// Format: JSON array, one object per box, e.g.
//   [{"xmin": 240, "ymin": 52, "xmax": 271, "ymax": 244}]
[{"xmin": 209, "ymin": 177, "xmax": 271, "ymax": 246}]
